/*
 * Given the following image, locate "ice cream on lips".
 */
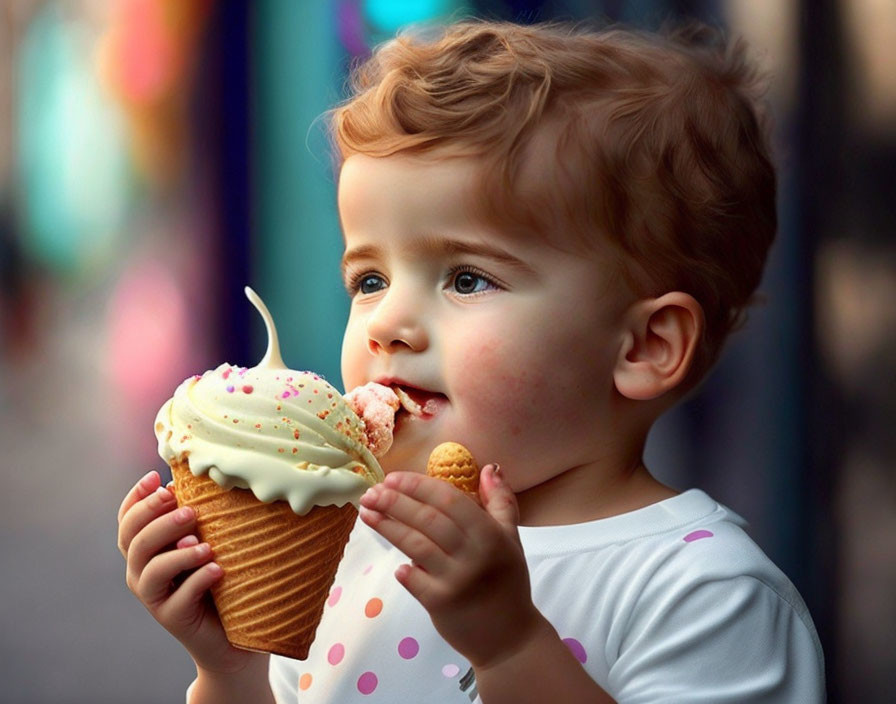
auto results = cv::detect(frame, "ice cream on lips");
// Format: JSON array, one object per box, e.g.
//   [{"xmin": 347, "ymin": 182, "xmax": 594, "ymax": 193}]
[{"xmin": 344, "ymin": 382, "xmax": 437, "ymax": 456}]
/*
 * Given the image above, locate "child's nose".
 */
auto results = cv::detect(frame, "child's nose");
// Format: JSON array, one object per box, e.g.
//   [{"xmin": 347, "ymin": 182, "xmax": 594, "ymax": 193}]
[{"xmin": 366, "ymin": 289, "xmax": 429, "ymax": 355}]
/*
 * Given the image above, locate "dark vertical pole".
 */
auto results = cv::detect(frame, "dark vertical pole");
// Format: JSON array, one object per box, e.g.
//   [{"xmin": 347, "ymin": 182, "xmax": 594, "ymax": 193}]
[
  {"xmin": 197, "ymin": 1, "xmax": 253, "ymax": 365},
  {"xmin": 219, "ymin": 2, "xmax": 252, "ymax": 364},
  {"xmin": 794, "ymin": 1, "xmax": 842, "ymax": 700}
]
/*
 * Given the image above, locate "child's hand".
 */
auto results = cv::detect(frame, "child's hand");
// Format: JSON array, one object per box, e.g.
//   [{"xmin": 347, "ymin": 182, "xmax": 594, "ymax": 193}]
[
  {"xmin": 358, "ymin": 465, "xmax": 543, "ymax": 669},
  {"xmin": 117, "ymin": 470, "xmax": 260, "ymax": 676}
]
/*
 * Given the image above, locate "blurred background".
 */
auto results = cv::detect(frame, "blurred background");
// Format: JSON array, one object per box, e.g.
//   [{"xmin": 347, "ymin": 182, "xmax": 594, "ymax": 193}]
[{"xmin": 0, "ymin": 0, "xmax": 892, "ymax": 701}]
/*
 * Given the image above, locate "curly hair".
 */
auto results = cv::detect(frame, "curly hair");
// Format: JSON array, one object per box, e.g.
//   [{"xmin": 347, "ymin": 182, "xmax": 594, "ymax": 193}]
[{"xmin": 329, "ymin": 20, "xmax": 776, "ymax": 381}]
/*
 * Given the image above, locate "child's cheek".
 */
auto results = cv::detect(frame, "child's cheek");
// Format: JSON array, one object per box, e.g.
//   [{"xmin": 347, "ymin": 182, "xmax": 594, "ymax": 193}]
[{"xmin": 452, "ymin": 335, "xmax": 544, "ymax": 434}]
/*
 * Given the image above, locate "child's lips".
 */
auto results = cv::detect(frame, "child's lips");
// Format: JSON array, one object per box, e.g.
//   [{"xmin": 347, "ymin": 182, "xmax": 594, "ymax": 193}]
[{"xmin": 386, "ymin": 383, "xmax": 448, "ymax": 420}]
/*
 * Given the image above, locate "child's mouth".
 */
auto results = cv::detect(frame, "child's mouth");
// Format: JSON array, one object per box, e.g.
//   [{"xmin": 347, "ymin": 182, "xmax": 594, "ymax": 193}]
[{"xmin": 391, "ymin": 385, "xmax": 447, "ymax": 420}]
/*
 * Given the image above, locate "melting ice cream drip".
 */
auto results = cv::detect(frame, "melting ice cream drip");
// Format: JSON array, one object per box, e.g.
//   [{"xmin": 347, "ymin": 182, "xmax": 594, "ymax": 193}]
[{"xmin": 244, "ymin": 286, "xmax": 286, "ymax": 370}]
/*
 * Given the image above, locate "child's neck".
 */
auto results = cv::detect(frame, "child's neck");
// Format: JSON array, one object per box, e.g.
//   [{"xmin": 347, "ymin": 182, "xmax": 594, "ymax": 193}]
[{"xmin": 515, "ymin": 458, "xmax": 678, "ymax": 527}]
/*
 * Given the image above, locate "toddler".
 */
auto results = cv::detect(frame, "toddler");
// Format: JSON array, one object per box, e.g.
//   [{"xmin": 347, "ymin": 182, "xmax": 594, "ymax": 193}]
[{"xmin": 118, "ymin": 20, "xmax": 825, "ymax": 703}]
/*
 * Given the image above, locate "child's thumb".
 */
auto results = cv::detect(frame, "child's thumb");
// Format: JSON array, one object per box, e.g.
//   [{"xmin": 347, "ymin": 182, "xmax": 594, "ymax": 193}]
[{"xmin": 479, "ymin": 464, "xmax": 520, "ymax": 532}]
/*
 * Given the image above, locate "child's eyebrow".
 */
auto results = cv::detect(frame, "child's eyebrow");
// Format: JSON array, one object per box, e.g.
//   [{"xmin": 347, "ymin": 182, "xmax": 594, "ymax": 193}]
[
  {"xmin": 341, "ymin": 238, "xmax": 536, "ymax": 275},
  {"xmin": 341, "ymin": 245, "xmax": 380, "ymax": 278},
  {"xmin": 433, "ymin": 238, "xmax": 537, "ymax": 274}
]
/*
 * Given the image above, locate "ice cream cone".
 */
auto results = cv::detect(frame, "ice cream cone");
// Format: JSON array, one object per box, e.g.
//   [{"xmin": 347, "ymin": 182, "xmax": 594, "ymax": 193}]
[{"xmin": 170, "ymin": 455, "xmax": 357, "ymax": 660}]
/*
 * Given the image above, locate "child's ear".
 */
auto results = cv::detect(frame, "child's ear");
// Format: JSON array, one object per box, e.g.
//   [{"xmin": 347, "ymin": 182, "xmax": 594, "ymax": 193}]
[{"xmin": 614, "ymin": 293, "xmax": 704, "ymax": 401}]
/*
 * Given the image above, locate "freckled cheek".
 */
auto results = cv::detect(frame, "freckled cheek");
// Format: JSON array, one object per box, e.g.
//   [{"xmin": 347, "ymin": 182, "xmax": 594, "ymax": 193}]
[{"xmin": 449, "ymin": 336, "xmax": 549, "ymax": 436}]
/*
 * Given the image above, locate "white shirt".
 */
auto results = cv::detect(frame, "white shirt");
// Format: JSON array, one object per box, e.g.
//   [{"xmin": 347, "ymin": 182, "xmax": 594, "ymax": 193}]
[{"xmin": 263, "ymin": 489, "xmax": 824, "ymax": 702}]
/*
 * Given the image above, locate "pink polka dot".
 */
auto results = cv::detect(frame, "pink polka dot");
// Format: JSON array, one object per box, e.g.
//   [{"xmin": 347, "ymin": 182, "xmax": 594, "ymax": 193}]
[
  {"xmin": 683, "ymin": 529, "xmax": 714, "ymax": 542},
  {"xmin": 397, "ymin": 636, "xmax": 419, "ymax": 659},
  {"xmin": 328, "ymin": 585, "xmax": 342, "ymax": 607},
  {"xmin": 442, "ymin": 663, "xmax": 460, "ymax": 678},
  {"xmin": 363, "ymin": 564, "xmax": 373, "ymax": 575},
  {"xmin": 327, "ymin": 643, "xmax": 345, "ymax": 666},
  {"xmin": 357, "ymin": 671, "xmax": 378, "ymax": 694},
  {"xmin": 563, "ymin": 638, "xmax": 587, "ymax": 664}
]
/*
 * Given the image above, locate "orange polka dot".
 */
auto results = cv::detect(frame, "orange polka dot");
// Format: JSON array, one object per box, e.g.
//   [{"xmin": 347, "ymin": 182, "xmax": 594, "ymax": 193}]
[
  {"xmin": 365, "ymin": 597, "xmax": 383, "ymax": 618},
  {"xmin": 299, "ymin": 673, "xmax": 312, "ymax": 690}
]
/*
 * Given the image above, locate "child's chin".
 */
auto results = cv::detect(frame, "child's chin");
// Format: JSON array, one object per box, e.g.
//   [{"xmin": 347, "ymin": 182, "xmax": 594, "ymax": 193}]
[{"xmin": 380, "ymin": 427, "xmax": 440, "ymax": 473}]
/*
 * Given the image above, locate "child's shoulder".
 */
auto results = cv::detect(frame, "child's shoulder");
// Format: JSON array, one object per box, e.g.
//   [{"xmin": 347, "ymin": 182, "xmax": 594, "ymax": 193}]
[
  {"xmin": 523, "ymin": 489, "xmax": 804, "ymax": 609},
  {"xmin": 612, "ymin": 489, "xmax": 796, "ymax": 592},
  {"xmin": 523, "ymin": 490, "xmax": 824, "ymax": 693}
]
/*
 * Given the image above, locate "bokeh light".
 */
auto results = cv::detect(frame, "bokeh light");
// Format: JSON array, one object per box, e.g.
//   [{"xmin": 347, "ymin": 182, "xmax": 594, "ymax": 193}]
[
  {"xmin": 17, "ymin": 4, "xmax": 130, "ymax": 278},
  {"xmin": 105, "ymin": 258, "xmax": 190, "ymax": 408},
  {"xmin": 363, "ymin": 0, "xmax": 466, "ymax": 33}
]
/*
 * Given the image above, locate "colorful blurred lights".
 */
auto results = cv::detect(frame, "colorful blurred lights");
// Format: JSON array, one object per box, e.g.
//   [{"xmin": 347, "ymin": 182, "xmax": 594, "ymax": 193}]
[
  {"xmin": 18, "ymin": 5, "xmax": 130, "ymax": 276},
  {"xmin": 362, "ymin": 0, "xmax": 466, "ymax": 33},
  {"xmin": 106, "ymin": 261, "xmax": 190, "ymax": 407}
]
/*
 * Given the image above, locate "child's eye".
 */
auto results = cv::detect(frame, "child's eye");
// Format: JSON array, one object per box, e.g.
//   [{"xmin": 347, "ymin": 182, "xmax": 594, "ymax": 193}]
[
  {"xmin": 348, "ymin": 272, "xmax": 387, "ymax": 295},
  {"xmin": 447, "ymin": 267, "xmax": 499, "ymax": 296}
]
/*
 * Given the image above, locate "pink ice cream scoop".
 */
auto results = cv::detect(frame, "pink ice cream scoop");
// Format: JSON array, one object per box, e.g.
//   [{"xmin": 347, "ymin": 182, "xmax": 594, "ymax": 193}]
[{"xmin": 344, "ymin": 382, "xmax": 426, "ymax": 456}]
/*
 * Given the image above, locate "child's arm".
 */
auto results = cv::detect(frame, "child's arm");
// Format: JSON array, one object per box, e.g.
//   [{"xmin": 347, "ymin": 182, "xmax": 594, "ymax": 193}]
[
  {"xmin": 359, "ymin": 466, "xmax": 615, "ymax": 704},
  {"xmin": 117, "ymin": 470, "xmax": 275, "ymax": 704}
]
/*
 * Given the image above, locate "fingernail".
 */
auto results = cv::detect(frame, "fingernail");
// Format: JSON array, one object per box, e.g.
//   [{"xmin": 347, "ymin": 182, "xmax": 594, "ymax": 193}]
[
  {"xmin": 140, "ymin": 470, "xmax": 157, "ymax": 487},
  {"xmin": 155, "ymin": 486, "xmax": 173, "ymax": 501},
  {"xmin": 177, "ymin": 534, "xmax": 199, "ymax": 549},
  {"xmin": 358, "ymin": 504, "xmax": 381, "ymax": 524},
  {"xmin": 173, "ymin": 506, "xmax": 194, "ymax": 524},
  {"xmin": 195, "ymin": 542, "xmax": 211, "ymax": 557},
  {"xmin": 361, "ymin": 485, "xmax": 381, "ymax": 502}
]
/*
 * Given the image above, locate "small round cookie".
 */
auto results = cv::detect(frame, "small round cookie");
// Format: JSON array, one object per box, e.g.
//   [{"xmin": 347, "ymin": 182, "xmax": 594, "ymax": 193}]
[{"xmin": 426, "ymin": 442, "xmax": 480, "ymax": 496}]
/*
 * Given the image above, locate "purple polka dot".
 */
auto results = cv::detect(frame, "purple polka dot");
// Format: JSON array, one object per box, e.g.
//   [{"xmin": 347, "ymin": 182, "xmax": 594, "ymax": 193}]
[
  {"xmin": 563, "ymin": 638, "xmax": 587, "ymax": 664},
  {"xmin": 327, "ymin": 643, "xmax": 345, "ymax": 666},
  {"xmin": 226, "ymin": 385, "xmax": 235, "ymax": 393},
  {"xmin": 328, "ymin": 585, "xmax": 343, "ymax": 607},
  {"xmin": 357, "ymin": 671, "xmax": 378, "ymax": 695},
  {"xmin": 683, "ymin": 529, "xmax": 714, "ymax": 542},
  {"xmin": 397, "ymin": 636, "xmax": 419, "ymax": 660},
  {"xmin": 442, "ymin": 663, "xmax": 460, "ymax": 678}
]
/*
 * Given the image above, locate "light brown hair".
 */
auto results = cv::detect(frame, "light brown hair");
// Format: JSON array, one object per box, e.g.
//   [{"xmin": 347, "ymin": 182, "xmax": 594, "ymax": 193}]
[{"xmin": 329, "ymin": 20, "xmax": 776, "ymax": 381}]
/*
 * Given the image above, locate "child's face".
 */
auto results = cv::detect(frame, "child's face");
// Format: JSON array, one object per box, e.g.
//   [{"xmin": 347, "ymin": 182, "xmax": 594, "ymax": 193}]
[{"xmin": 339, "ymin": 153, "xmax": 635, "ymax": 492}]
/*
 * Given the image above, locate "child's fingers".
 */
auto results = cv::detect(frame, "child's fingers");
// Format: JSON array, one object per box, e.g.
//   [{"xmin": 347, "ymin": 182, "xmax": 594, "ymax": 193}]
[
  {"xmin": 155, "ymin": 562, "xmax": 224, "ymax": 630},
  {"xmin": 393, "ymin": 562, "xmax": 442, "ymax": 604},
  {"xmin": 382, "ymin": 471, "xmax": 483, "ymax": 528},
  {"xmin": 124, "ymin": 502, "xmax": 197, "ymax": 583},
  {"xmin": 479, "ymin": 464, "xmax": 521, "ymax": 535},
  {"xmin": 117, "ymin": 485, "xmax": 179, "ymax": 558},
  {"xmin": 136, "ymin": 542, "xmax": 215, "ymax": 608},
  {"xmin": 177, "ymin": 534, "xmax": 200, "ymax": 549},
  {"xmin": 117, "ymin": 470, "xmax": 161, "ymax": 525},
  {"xmin": 359, "ymin": 505, "xmax": 451, "ymax": 577},
  {"xmin": 360, "ymin": 484, "xmax": 466, "ymax": 555}
]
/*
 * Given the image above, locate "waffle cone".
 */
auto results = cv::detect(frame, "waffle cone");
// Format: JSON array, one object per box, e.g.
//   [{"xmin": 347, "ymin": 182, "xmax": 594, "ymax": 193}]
[{"xmin": 170, "ymin": 455, "xmax": 357, "ymax": 660}]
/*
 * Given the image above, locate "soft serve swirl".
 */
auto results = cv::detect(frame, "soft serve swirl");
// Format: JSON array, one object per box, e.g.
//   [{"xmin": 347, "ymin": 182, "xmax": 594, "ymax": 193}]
[{"xmin": 154, "ymin": 287, "xmax": 384, "ymax": 514}]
